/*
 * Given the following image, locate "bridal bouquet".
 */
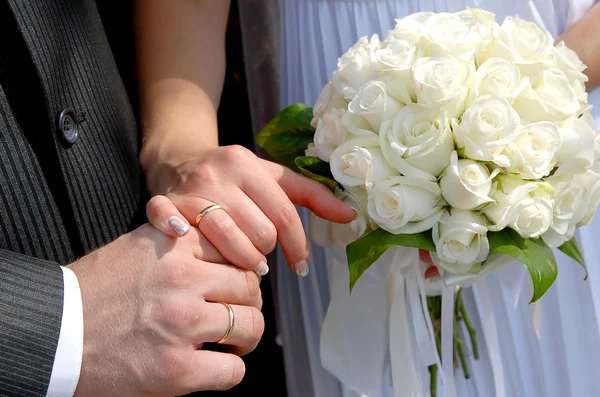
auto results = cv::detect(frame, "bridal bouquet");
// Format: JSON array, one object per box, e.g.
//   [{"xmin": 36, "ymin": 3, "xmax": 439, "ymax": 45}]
[{"xmin": 257, "ymin": 8, "xmax": 599, "ymax": 392}]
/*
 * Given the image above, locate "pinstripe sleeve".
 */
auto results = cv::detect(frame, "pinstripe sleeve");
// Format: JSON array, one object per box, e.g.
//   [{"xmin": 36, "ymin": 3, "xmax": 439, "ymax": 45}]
[{"xmin": 0, "ymin": 249, "xmax": 63, "ymax": 397}]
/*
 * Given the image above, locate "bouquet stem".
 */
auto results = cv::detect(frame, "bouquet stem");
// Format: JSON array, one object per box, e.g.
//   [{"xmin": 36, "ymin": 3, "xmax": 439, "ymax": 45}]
[
  {"xmin": 456, "ymin": 292, "xmax": 479, "ymax": 359},
  {"xmin": 426, "ymin": 287, "xmax": 479, "ymax": 393},
  {"xmin": 429, "ymin": 364, "xmax": 438, "ymax": 397}
]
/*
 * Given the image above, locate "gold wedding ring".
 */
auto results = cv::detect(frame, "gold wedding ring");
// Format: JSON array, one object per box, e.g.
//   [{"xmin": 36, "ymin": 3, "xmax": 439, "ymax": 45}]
[
  {"xmin": 216, "ymin": 302, "xmax": 235, "ymax": 344},
  {"xmin": 195, "ymin": 204, "xmax": 226, "ymax": 227}
]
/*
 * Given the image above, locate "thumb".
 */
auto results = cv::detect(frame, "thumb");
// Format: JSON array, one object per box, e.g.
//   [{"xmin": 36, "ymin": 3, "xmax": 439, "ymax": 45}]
[{"xmin": 259, "ymin": 159, "xmax": 357, "ymax": 224}]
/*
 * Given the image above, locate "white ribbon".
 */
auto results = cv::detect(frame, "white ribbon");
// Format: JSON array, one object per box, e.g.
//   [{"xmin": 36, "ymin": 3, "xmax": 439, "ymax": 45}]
[
  {"xmin": 389, "ymin": 263, "xmax": 424, "ymax": 397},
  {"xmin": 441, "ymin": 287, "xmax": 457, "ymax": 397},
  {"xmin": 473, "ymin": 276, "xmax": 506, "ymax": 397},
  {"xmin": 311, "ymin": 215, "xmax": 486, "ymax": 397}
]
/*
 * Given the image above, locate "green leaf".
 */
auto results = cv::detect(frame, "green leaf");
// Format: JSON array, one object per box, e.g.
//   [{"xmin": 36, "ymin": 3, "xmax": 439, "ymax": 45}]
[
  {"xmin": 558, "ymin": 238, "xmax": 587, "ymax": 279},
  {"xmin": 346, "ymin": 228, "xmax": 435, "ymax": 293},
  {"xmin": 295, "ymin": 156, "xmax": 339, "ymax": 192},
  {"xmin": 488, "ymin": 229, "xmax": 558, "ymax": 303},
  {"xmin": 255, "ymin": 104, "xmax": 315, "ymax": 172}
]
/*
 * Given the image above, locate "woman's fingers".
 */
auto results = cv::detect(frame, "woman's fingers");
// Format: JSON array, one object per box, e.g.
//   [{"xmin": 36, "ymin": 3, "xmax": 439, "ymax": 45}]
[
  {"xmin": 260, "ymin": 158, "xmax": 357, "ymax": 223},
  {"xmin": 217, "ymin": 190, "xmax": 277, "ymax": 256},
  {"xmin": 174, "ymin": 195, "xmax": 269, "ymax": 275},
  {"xmin": 146, "ymin": 195, "xmax": 191, "ymax": 237},
  {"xmin": 419, "ymin": 249, "xmax": 435, "ymax": 267},
  {"xmin": 238, "ymin": 164, "xmax": 310, "ymax": 276}
]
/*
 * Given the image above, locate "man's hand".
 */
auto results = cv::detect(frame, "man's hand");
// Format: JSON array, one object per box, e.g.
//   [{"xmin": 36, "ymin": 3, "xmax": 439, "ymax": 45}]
[
  {"xmin": 68, "ymin": 224, "xmax": 264, "ymax": 396},
  {"xmin": 143, "ymin": 145, "xmax": 357, "ymax": 277}
]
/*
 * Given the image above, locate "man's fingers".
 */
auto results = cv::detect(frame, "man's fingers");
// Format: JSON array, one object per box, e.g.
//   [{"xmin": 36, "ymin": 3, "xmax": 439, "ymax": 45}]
[
  {"xmin": 196, "ymin": 302, "xmax": 264, "ymax": 356},
  {"xmin": 146, "ymin": 195, "xmax": 190, "ymax": 237},
  {"xmin": 260, "ymin": 159, "xmax": 357, "ymax": 224},
  {"xmin": 199, "ymin": 262, "xmax": 262, "ymax": 308},
  {"xmin": 181, "ymin": 351, "xmax": 246, "ymax": 391}
]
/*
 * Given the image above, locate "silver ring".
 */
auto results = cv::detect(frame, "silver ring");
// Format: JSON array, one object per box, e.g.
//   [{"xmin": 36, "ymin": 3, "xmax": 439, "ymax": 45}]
[{"xmin": 195, "ymin": 204, "xmax": 226, "ymax": 226}]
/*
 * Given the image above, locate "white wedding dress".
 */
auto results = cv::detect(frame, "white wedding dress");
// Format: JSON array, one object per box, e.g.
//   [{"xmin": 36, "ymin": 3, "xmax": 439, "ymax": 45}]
[{"xmin": 275, "ymin": 0, "xmax": 600, "ymax": 396}]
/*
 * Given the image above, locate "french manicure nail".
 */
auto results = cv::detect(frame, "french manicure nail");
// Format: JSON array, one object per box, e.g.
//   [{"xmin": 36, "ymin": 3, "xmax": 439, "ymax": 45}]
[
  {"xmin": 255, "ymin": 261, "xmax": 269, "ymax": 276},
  {"xmin": 168, "ymin": 216, "xmax": 189, "ymax": 236},
  {"xmin": 294, "ymin": 259, "xmax": 309, "ymax": 277}
]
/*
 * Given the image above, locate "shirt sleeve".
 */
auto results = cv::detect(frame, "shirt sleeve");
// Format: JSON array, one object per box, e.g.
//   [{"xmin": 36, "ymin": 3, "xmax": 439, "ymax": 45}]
[{"xmin": 45, "ymin": 267, "xmax": 83, "ymax": 397}]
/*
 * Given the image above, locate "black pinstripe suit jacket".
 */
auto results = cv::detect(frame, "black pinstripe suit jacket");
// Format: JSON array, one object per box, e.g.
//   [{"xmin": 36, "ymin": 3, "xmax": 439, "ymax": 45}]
[{"xmin": 0, "ymin": 1, "xmax": 146, "ymax": 395}]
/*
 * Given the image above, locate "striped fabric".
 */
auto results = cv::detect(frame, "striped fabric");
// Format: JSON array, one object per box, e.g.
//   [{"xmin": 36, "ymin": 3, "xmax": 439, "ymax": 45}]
[{"xmin": 0, "ymin": 0, "xmax": 145, "ymax": 395}]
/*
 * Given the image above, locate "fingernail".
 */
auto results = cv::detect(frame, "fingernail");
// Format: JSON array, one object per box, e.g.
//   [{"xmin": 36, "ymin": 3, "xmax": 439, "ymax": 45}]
[
  {"xmin": 352, "ymin": 209, "xmax": 360, "ymax": 220},
  {"xmin": 168, "ymin": 216, "xmax": 189, "ymax": 236},
  {"xmin": 255, "ymin": 261, "xmax": 269, "ymax": 276},
  {"xmin": 294, "ymin": 259, "xmax": 309, "ymax": 277}
]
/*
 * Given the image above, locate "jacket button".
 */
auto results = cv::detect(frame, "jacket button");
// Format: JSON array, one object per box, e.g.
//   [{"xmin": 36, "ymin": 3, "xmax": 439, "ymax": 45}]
[{"xmin": 57, "ymin": 108, "xmax": 79, "ymax": 145}]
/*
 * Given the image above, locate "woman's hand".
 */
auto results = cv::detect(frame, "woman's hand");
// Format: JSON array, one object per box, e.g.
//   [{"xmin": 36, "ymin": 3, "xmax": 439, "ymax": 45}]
[{"xmin": 144, "ymin": 145, "xmax": 356, "ymax": 277}]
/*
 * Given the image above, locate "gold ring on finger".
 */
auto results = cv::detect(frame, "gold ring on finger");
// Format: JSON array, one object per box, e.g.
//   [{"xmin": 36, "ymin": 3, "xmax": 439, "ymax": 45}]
[
  {"xmin": 195, "ymin": 204, "xmax": 226, "ymax": 227},
  {"xmin": 216, "ymin": 302, "xmax": 235, "ymax": 344}
]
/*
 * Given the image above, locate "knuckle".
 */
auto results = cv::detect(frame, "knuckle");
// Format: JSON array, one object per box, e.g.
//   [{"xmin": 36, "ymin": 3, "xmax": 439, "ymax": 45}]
[
  {"xmin": 244, "ymin": 270, "xmax": 260, "ymax": 302},
  {"xmin": 225, "ymin": 358, "xmax": 245, "ymax": 390},
  {"xmin": 192, "ymin": 163, "xmax": 219, "ymax": 184},
  {"xmin": 154, "ymin": 347, "xmax": 188, "ymax": 386},
  {"xmin": 167, "ymin": 301, "xmax": 200, "ymax": 330},
  {"xmin": 205, "ymin": 214, "xmax": 236, "ymax": 241},
  {"xmin": 220, "ymin": 145, "xmax": 250, "ymax": 163},
  {"xmin": 250, "ymin": 307, "xmax": 265, "ymax": 345},
  {"xmin": 253, "ymin": 223, "xmax": 277, "ymax": 254},
  {"xmin": 276, "ymin": 204, "xmax": 297, "ymax": 229},
  {"xmin": 256, "ymin": 294, "xmax": 264, "ymax": 311},
  {"xmin": 145, "ymin": 195, "xmax": 168, "ymax": 220},
  {"xmin": 160, "ymin": 261, "xmax": 193, "ymax": 286}
]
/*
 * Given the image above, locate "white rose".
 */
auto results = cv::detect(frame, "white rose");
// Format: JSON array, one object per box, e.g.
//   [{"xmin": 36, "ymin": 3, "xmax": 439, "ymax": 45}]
[
  {"xmin": 455, "ymin": 8, "xmax": 498, "ymax": 59},
  {"xmin": 481, "ymin": 16, "xmax": 554, "ymax": 74},
  {"xmin": 313, "ymin": 108, "xmax": 349, "ymax": 162},
  {"xmin": 375, "ymin": 38, "xmax": 417, "ymax": 104},
  {"xmin": 332, "ymin": 35, "xmax": 381, "ymax": 100},
  {"xmin": 379, "ymin": 105, "xmax": 454, "ymax": 181},
  {"xmin": 389, "ymin": 12, "xmax": 434, "ymax": 43},
  {"xmin": 505, "ymin": 122, "xmax": 562, "ymax": 179},
  {"xmin": 577, "ymin": 162, "xmax": 600, "ymax": 227},
  {"xmin": 475, "ymin": 57, "xmax": 529, "ymax": 101},
  {"xmin": 376, "ymin": 36, "xmax": 417, "ymax": 70},
  {"xmin": 453, "ymin": 96, "xmax": 520, "ymax": 167},
  {"xmin": 412, "ymin": 54, "xmax": 475, "ymax": 118},
  {"xmin": 341, "ymin": 111, "xmax": 380, "ymax": 142},
  {"xmin": 552, "ymin": 41, "xmax": 588, "ymax": 83},
  {"xmin": 432, "ymin": 209, "xmax": 490, "ymax": 274},
  {"xmin": 483, "ymin": 175, "xmax": 554, "ymax": 238},
  {"xmin": 311, "ymin": 82, "xmax": 348, "ymax": 127},
  {"xmin": 367, "ymin": 176, "xmax": 443, "ymax": 234},
  {"xmin": 440, "ymin": 151, "xmax": 499, "ymax": 210},
  {"xmin": 417, "ymin": 12, "xmax": 490, "ymax": 62},
  {"xmin": 305, "ymin": 143, "xmax": 318, "ymax": 157},
  {"xmin": 573, "ymin": 78, "xmax": 589, "ymax": 107},
  {"xmin": 348, "ymin": 80, "xmax": 403, "ymax": 132},
  {"xmin": 512, "ymin": 68, "xmax": 581, "ymax": 122},
  {"xmin": 329, "ymin": 139, "xmax": 397, "ymax": 187},
  {"xmin": 331, "ymin": 187, "xmax": 370, "ymax": 248},
  {"xmin": 541, "ymin": 173, "xmax": 588, "ymax": 247},
  {"xmin": 555, "ymin": 113, "xmax": 597, "ymax": 173}
]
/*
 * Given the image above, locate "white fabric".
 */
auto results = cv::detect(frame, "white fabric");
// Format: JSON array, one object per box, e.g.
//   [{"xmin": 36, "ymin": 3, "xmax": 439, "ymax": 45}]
[
  {"xmin": 277, "ymin": 1, "xmax": 600, "ymax": 396},
  {"xmin": 46, "ymin": 266, "xmax": 83, "ymax": 397}
]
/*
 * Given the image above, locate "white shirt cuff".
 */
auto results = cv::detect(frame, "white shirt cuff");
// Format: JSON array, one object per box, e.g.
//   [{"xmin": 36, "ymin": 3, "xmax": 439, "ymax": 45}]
[{"xmin": 46, "ymin": 266, "xmax": 83, "ymax": 397}]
